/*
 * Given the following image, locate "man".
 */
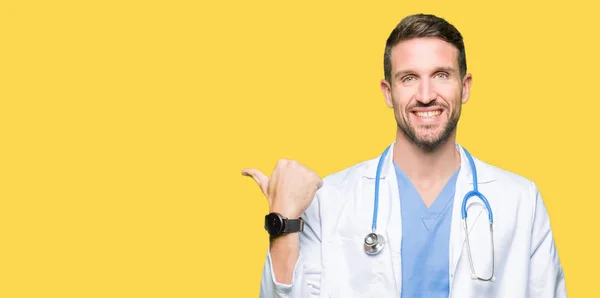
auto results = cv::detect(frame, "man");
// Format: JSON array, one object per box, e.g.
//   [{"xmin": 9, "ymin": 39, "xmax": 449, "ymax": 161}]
[{"xmin": 242, "ymin": 14, "xmax": 567, "ymax": 298}]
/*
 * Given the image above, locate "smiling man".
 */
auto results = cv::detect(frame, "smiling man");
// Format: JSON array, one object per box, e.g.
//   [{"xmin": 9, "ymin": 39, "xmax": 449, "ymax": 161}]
[{"xmin": 243, "ymin": 13, "xmax": 567, "ymax": 298}]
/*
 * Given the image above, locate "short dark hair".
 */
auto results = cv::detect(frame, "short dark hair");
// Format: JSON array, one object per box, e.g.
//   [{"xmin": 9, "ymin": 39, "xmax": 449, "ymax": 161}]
[{"xmin": 384, "ymin": 14, "xmax": 467, "ymax": 83}]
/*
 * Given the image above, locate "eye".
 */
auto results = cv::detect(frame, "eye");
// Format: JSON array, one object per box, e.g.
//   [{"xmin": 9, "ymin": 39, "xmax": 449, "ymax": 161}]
[
  {"xmin": 435, "ymin": 72, "xmax": 449, "ymax": 79},
  {"xmin": 402, "ymin": 76, "xmax": 416, "ymax": 83}
]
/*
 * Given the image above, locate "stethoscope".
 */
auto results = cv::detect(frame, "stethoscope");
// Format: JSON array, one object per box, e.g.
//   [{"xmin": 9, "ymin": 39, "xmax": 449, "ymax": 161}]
[{"xmin": 364, "ymin": 145, "xmax": 496, "ymax": 282}]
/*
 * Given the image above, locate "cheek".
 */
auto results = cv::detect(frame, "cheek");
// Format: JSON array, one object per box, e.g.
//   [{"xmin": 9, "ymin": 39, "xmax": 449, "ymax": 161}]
[
  {"xmin": 434, "ymin": 83, "xmax": 462, "ymax": 106},
  {"xmin": 392, "ymin": 90, "xmax": 412, "ymax": 111},
  {"xmin": 435, "ymin": 83, "xmax": 457, "ymax": 96}
]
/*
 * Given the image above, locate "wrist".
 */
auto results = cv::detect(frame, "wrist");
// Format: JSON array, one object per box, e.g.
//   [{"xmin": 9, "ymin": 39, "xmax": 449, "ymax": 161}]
[
  {"xmin": 270, "ymin": 205, "xmax": 302, "ymax": 219},
  {"xmin": 264, "ymin": 211, "xmax": 304, "ymax": 238}
]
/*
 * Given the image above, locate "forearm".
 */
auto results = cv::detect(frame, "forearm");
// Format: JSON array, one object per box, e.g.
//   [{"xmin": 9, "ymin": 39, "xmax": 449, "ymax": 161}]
[{"xmin": 269, "ymin": 233, "xmax": 300, "ymax": 285}]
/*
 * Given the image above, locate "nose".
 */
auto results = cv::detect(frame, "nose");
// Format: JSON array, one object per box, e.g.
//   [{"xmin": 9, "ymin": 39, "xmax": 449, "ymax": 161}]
[{"xmin": 416, "ymin": 79, "xmax": 436, "ymax": 104}]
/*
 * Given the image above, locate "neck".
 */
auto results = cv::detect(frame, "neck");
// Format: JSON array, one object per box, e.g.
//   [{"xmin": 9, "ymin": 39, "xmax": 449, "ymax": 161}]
[{"xmin": 393, "ymin": 131, "xmax": 460, "ymax": 189}]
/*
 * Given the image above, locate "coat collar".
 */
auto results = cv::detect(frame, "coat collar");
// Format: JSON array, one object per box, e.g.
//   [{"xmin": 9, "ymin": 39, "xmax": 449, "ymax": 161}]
[{"xmin": 361, "ymin": 141, "xmax": 497, "ymax": 185}]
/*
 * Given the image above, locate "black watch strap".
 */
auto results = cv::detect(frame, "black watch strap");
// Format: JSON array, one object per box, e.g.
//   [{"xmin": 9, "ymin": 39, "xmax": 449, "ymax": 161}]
[{"xmin": 284, "ymin": 218, "xmax": 304, "ymax": 233}]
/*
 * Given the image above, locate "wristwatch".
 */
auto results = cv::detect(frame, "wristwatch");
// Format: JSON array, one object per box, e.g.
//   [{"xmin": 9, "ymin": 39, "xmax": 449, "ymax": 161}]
[{"xmin": 264, "ymin": 212, "xmax": 304, "ymax": 237}]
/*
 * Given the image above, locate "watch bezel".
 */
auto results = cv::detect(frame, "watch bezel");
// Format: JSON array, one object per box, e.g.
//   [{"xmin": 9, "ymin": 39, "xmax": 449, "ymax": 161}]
[
  {"xmin": 264, "ymin": 212, "xmax": 304, "ymax": 237},
  {"xmin": 265, "ymin": 212, "xmax": 286, "ymax": 236}
]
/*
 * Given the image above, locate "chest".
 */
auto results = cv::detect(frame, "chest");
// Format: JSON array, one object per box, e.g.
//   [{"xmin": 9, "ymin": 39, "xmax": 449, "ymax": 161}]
[{"xmin": 317, "ymin": 177, "xmax": 533, "ymax": 298}]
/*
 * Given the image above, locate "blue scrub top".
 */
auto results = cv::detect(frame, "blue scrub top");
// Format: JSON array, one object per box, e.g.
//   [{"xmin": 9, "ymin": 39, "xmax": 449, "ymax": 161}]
[{"xmin": 393, "ymin": 162, "xmax": 459, "ymax": 298}]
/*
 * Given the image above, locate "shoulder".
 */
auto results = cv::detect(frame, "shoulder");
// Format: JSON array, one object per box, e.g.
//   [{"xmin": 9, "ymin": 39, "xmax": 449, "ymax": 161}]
[
  {"xmin": 473, "ymin": 154, "xmax": 541, "ymax": 200},
  {"xmin": 320, "ymin": 156, "xmax": 376, "ymax": 189},
  {"xmin": 308, "ymin": 154, "xmax": 379, "ymax": 207}
]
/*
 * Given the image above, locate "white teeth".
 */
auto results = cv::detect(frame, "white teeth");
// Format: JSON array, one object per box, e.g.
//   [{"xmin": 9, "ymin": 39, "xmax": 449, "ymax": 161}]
[{"xmin": 415, "ymin": 111, "xmax": 441, "ymax": 118}]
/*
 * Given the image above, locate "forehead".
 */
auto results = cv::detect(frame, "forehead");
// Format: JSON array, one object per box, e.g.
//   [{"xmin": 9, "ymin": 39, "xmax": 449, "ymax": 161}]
[{"xmin": 389, "ymin": 37, "xmax": 459, "ymax": 72}]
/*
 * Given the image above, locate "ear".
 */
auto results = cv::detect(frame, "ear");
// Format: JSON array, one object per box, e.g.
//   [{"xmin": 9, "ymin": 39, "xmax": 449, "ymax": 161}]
[
  {"xmin": 380, "ymin": 79, "xmax": 394, "ymax": 108},
  {"xmin": 461, "ymin": 73, "xmax": 473, "ymax": 104}
]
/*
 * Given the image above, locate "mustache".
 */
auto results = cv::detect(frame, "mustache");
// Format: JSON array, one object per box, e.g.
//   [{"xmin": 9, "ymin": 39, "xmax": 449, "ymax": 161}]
[{"xmin": 407, "ymin": 101, "xmax": 449, "ymax": 110}]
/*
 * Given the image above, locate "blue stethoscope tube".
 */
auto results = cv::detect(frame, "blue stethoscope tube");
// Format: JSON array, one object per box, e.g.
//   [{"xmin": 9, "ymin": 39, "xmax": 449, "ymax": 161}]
[{"xmin": 365, "ymin": 145, "xmax": 495, "ymax": 281}]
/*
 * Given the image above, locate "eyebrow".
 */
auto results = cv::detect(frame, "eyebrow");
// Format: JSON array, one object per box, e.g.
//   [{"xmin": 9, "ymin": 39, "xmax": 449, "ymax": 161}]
[{"xmin": 393, "ymin": 67, "xmax": 458, "ymax": 80}]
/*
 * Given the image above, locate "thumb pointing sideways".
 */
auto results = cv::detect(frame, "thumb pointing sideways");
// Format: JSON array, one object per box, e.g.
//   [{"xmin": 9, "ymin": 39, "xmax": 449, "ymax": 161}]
[{"xmin": 241, "ymin": 168, "xmax": 269, "ymax": 196}]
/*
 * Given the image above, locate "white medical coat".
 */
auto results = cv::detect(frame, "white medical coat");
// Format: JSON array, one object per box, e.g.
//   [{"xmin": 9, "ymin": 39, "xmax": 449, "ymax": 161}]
[{"xmin": 259, "ymin": 143, "xmax": 567, "ymax": 298}]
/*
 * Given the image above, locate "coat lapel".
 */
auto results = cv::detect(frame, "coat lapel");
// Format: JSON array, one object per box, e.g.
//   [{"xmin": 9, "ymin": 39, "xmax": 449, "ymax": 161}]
[
  {"xmin": 361, "ymin": 143, "xmax": 402, "ymax": 295},
  {"xmin": 384, "ymin": 147, "xmax": 403, "ymax": 296}
]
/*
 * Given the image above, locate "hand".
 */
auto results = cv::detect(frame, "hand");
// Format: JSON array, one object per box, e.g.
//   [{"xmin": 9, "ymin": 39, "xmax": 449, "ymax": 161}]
[{"xmin": 242, "ymin": 159, "xmax": 323, "ymax": 219}]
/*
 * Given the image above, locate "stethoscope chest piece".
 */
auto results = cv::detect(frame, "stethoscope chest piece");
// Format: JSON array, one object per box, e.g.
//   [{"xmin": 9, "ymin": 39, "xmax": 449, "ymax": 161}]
[{"xmin": 364, "ymin": 232, "xmax": 385, "ymax": 255}]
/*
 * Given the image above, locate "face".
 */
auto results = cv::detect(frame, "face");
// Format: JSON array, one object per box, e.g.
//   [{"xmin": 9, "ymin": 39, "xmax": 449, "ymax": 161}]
[{"xmin": 381, "ymin": 37, "xmax": 472, "ymax": 151}]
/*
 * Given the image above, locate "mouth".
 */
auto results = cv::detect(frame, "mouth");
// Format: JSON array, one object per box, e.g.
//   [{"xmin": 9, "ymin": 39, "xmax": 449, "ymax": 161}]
[
  {"xmin": 413, "ymin": 110, "xmax": 442, "ymax": 119},
  {"xmin": 409, "ymin": 108, "xmax": 445, "ymax": 125}
]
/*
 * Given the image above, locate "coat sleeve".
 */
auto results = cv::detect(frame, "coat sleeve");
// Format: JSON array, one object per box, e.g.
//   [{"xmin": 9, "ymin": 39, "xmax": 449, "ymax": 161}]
[
  {"xmin": 528, "ymin": 182, "xmax": 567, "ymax": 297},
  {"xmin": 259, "ymin": 192, "xmax": 323, "ymax": 298}
]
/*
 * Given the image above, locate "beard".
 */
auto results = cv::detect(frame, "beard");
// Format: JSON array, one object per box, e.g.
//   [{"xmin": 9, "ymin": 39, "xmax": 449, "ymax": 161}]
[{"xmin": 396, "ymin": 101, "xmax": 461, "ymax": 152}]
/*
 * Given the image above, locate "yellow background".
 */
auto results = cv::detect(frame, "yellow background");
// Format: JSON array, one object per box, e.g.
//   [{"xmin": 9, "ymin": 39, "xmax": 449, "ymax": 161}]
[{"xmin": 1, "ymin": 0, "xmax": 597, "ymax": 297}]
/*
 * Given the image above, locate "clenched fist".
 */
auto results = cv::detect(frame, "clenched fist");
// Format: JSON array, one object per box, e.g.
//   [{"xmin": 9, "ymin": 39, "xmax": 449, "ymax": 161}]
[{"xmin": 242, "ymin": 159, "xmax": 323, "ymax": 219}]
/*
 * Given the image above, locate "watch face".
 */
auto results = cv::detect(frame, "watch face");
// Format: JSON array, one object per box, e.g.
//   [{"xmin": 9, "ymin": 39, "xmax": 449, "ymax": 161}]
[{"xmin": 266, "ymin": 213, "xmax": 284, "ymax": 235}]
